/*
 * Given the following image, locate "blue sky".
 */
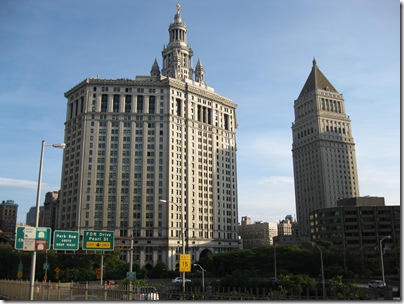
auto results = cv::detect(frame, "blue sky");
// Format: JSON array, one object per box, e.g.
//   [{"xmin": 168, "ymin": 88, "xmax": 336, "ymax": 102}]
[{"xmin": 0, "ymin": 0, "xmax": 400, "ymax": 224}]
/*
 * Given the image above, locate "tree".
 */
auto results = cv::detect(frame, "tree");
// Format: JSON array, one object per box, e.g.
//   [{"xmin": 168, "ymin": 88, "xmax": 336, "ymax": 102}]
[
  {"xmin": 104, "ymin": 251, "xmax": 127, "ymax": 279},
  {"xmin": 0, "ymin": 244, "xmax": 21, "ymax": 279},
  {"xmin": 148, "ymin": 262, "xmax": 168, "ymax": 278}
]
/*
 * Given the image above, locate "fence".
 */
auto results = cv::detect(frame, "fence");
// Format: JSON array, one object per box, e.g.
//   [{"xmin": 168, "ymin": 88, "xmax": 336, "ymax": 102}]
[
  {"xmin": 0, "ymin": 279, "xmax": 396, "ymax": 301},
  {"xmin": 0, "ymin": 280, "xmax": 160, "ymax": 301}
]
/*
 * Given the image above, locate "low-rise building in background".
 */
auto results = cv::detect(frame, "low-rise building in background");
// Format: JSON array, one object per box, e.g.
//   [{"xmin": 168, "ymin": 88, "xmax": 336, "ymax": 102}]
[{"xmin": 238, "ymin": 216, "xmax": 278, "ymax": 248}]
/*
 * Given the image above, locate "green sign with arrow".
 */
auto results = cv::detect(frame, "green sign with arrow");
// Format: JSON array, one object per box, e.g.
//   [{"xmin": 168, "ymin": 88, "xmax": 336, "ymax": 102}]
[{"xmin": 82, "ymin": 230, "xmax": 114, "ymax": 251}]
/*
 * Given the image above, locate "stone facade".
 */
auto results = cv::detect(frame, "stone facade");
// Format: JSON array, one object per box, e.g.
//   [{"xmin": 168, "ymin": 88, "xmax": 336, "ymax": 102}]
[
  {"xmin": 58, "ymin": 5, "xmax": 239, "ymax": 269},
  {"xmin": 292, "ymin": 59, "xmax": 360, "ymax": 237}
]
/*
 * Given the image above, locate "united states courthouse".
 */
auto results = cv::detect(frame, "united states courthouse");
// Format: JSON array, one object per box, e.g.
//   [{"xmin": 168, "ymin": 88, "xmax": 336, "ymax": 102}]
[{"xmin": 292, "ymin": 59, "xmax": 360, "ymax": 237}]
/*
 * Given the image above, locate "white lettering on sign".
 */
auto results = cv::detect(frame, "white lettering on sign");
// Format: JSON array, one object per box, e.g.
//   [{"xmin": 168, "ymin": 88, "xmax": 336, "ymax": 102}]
[
  {"xmin": 55, "ymin": 243, "xmax": 76, "ymax": 247},
  {"xmin": 87, "ymin": 235, "xmax": 111, "ymax": 242},
  {"xmin": 56, "ymin": 233, "xmax": 77, "ymax": 239}
]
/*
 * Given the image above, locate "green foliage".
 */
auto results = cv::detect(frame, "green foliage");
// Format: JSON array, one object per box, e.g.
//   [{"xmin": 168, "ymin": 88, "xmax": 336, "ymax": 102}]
[
  {"xmin": 199, "ymin": 244, "xmax": 322, "ymax": 278},
  {"xmin": 0, "ymin": 244, "xmax": 22, "ymax": 279},
  {"xmin": 147, "ymin": 262, "xmax": 168, "ymax": 278},
  {"xmin": 278, "ymin": 274, "xmax": 316, "ymax": 295},
  {"xmin": 221, "ymin": 270, "xmax": 249, "ymax": 288},
  {"xmin": 326, "ymin": 275, "xmax": 363, "ymax": 299},
  {"xmin": 103, "ymin": 250, "xmax": 127, "ymax": 279},
  {"xmin": 136, "ymin": 266, "xmax": 149, "ymax": 279},
  {"xmin": 61, "ymin": 268, "xmax": 95, "ymax": 282}
]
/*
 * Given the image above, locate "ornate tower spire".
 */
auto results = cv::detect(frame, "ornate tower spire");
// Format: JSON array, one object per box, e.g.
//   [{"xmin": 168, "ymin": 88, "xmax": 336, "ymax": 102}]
[
  {"xmin": 195, "ymin": 59, "xmax": 205, "ymax": 84},
  {"xmin": 150, "ymin": 58, "xmax": 161, "ymax": 76},
  {"xmin": 161, "ymin": 4, "xmax": 194, "ymax": 80}
]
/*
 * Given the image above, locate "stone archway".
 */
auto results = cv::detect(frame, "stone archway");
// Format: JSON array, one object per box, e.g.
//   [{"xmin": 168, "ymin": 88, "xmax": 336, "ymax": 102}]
[{"xmin": 198, "ymin": 248, "xmax": 212, "ymax": 260}]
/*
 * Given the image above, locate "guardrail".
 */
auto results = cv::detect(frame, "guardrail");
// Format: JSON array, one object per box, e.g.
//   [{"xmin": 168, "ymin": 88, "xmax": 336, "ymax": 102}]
[
  {"xmin": 0, "ymin": 280, "xmax": 161, "ymax": 301},
  {"xmin": 0, "ymin": 279, "xmax": 398, "ymax": 301}
]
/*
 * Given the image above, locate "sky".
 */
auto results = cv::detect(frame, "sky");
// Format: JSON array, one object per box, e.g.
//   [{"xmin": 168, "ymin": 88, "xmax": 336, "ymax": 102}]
[{"xmin": 0, "ymin": 0, "xmax": 400, "ymax": 225}]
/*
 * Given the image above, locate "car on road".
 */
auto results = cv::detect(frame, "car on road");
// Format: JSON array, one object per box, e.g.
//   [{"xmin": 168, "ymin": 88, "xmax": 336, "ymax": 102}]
[
  {"xmin": 368, "ymin": 280, "xmax": 385, "ymax": 289},
  {"xmin": 172, "ymin": 277, "xmax": 191, "ymax": 284}
]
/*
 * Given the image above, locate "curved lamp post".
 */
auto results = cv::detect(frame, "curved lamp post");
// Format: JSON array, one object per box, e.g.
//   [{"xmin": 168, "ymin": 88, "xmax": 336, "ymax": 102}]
[
  {"xmin": 160, "ymin": 199, "xmax": 186, "ymax": 295},
  {"xmin": 193, "ymin": 263, "xmax": 205, "ymax": 293},
  {"xmin": 312, "ymin": 242, "xmax": 326, "ymax": 299},
  {"xmin": 29, "ymin": 140, "xmax": 65, "ymax": 300},
  {"xmin": 380, "ymin": 235, "xmax": 391, "ymax": 287}
]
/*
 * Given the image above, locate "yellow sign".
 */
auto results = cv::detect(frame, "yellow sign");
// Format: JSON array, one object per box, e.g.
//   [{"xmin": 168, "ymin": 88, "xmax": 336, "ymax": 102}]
[
  {"xmin": 179, "ymin": 254, "xmax": 191, "ymax": 272},
  {"xmin": 96, "ymin": 268, "xmax": 101, "ymax": 279},
  {"xmin": 85, "ymin": 242, "xmax": 111, "ymax": 249},
  {"xmin": 180, "ymin": 254, "xmax": 190, "ymax": 260}
]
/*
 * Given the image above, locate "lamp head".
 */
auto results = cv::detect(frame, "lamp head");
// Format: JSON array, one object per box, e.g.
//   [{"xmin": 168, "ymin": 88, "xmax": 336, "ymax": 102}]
[
  {"xmin": 52, "ymin": 143, "xmax": 66, "ymax": 149},
  {"xmin": 160, "ymin": 199, "xmax": 167, "ymax": 203}
]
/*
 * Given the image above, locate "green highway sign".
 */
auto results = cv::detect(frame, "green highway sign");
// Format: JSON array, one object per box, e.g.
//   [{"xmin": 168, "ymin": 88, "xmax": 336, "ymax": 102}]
[
  {"xmin": 15, "ymin": 227, "xmax": 25, "ymax": 250},
  {"xmin": 82, "ymin": 230, "xmax": 114, "ymax": 251},
  {"xmin": 126, "ymin": 272, "xmax": 136, "ymax": 280},
  {"xmin": 53, "ymin": 230, "xmax": 79, "ymax": 251},
  {"xmin": 15, "ymin": 226, "xmax": 51, "ymax": 251}
]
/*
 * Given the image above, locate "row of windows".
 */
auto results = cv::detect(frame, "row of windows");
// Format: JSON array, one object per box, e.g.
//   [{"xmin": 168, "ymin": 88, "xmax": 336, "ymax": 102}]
[
  {"xmin": 98, "ymin": 87, "xmax": 162, "ymax": 94},
  {"xmin": 173, "ymin": 99, "xmax": 233, "ymax": 131},
  {"xmin": 100, "ymin": 94, "xmax": 157, "ymax": 114},
  {"xmin": 321, "ymin": 98, "xmax": 342, "ymax": 113}
]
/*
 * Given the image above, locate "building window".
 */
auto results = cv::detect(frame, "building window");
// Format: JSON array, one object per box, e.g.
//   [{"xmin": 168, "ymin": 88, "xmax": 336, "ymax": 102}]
[
  {"xmin": 101, "ymin": 94, "xmax": 108, "ymax": 112},
  {"xmin": 149, "ymin": 96, "xmax": 156, "ymax": 114},
  {"xmin": 176, "ymin": 99, "xmax": 182, "ymax": 116},
  {"xmin": 137, "ymin": 96, "xmax": 144, "ymax": 113},
  {"xmin": 125, "ymin": 95, "xmax": 132, "ymax": 113},
  {"xmin": 113, "ymin": 95, "xmax": 120, "ymax": 112}
]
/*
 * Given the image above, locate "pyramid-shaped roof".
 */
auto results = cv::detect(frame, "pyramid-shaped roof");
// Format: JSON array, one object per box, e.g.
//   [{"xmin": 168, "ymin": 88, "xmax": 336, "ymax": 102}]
[{"xmin": 298, "ymin": 58, "xmax": 339, "ymax": 98}]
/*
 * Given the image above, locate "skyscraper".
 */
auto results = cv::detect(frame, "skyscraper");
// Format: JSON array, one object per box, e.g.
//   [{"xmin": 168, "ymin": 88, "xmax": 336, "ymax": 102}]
[
  {"xmin": 59, "ymin": 4, "xmax": 239, "ymax": 269},
  {"xmin": 292, "ymin": 59, "xmax": 360, "ymax": 237}
]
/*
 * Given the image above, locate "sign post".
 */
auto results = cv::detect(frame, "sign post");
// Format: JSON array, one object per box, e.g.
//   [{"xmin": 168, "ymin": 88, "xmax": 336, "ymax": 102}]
[{"xmin": 17, "ymin": 263, "xmax": 23, "ymax": 279}]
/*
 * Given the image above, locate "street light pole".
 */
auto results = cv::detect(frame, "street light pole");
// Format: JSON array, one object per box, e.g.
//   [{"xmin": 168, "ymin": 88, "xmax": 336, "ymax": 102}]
[
  {"xmin": 29, "ymin": 140, "xmax": 65, "ymax": 300},
  {"xmin": 313, "ymin": 243, "xmax": 326, "ymax": 299},
  {"xmin": 129, "ymin": 235, "xmax": 134, "ymax": 273},
  {"xmin": 193, "ymin": 263, "xmax": 205, "ymax": 293},
  {"xmin": 380, "ymin": 235, "xmax": 391, "ymax": 287},
  {"xmin": 274, "ymin": 244, "xmax": 277, "ymax": 280},
  {"xmin": 160, "ymin": 199, "xmax": 186, "ymax": 295}
]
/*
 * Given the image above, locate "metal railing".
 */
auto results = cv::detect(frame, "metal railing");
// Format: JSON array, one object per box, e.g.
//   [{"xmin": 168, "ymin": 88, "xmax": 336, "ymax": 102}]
[
  {"xmin": 0, "ymin": 280, "xmax": 160, "ymax": 301},
  {"xmin": 0, "ymin": 279, "xmax": 397, "ymax": 301}
]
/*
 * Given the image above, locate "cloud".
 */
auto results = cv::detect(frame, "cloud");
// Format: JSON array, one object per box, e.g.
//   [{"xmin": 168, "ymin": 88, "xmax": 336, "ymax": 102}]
[
  {"xmin": 258, "ymin": 176, "xmax": 294, "ymax": 185},
  {"xmin": 0, "ymin": 177, "xmax": 38, "ymax": 190}
]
